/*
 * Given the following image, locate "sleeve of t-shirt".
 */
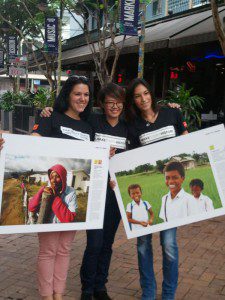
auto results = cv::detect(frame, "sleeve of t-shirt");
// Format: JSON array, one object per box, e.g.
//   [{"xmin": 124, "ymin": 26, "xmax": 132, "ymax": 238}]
[
  {"xmin": 126, "ymin": 202, "xmax": 132, "ymax": 213},
  {"xmin": 174, "ymin": 108, "xmax": 188, "ymax": 135},
  {"xmin": 32, "ymin": 115, "xmax": 53, "ymax": 137}
]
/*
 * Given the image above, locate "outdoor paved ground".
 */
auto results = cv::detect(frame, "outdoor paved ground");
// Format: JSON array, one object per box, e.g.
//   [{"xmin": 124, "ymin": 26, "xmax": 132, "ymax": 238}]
[{"xmin": 1, "ymin": 217, "xmax": 225, "ymax": 299}]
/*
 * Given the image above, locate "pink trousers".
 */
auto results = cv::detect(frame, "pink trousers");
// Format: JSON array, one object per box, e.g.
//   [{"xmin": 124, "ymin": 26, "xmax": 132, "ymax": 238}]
[{"xmin": 37, "ymin": 231, "xmax": 76, "ymax": 297}]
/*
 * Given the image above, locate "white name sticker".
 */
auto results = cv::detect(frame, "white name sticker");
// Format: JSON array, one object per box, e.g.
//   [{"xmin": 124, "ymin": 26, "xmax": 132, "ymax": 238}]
[
  {"xmin": 139, "ymin": 126, "xmax": 176, "ymax": 146},
  {"xmin": 60, "ymin": 126, "xmax": 90, "ymax": 141},
  {"xmin": 94, "ymin": 133, "xmax": 126, "ymax": 150}
]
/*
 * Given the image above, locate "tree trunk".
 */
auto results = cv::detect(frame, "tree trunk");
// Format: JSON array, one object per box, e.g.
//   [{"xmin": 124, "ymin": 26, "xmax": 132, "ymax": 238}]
[
  {"xmin": 211, "ymin": 0, "xmax": 225, "ymax": 55},
  {"xmin": 10, "ymin": 76, "xmax": 17, "ymax": 92},
  {"xmin": 46, "ymin": 73, "xmax": 54, "ymax": 93},
  {"xmin": 57, "ymin": 5, "xmax": 63, "ymax": 96}
]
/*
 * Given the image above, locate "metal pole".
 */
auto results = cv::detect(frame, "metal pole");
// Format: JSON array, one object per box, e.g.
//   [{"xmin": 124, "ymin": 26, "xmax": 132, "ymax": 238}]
[
  {"xmin": 138, "ymin": 0, "xmax": 147, "ymax": 79},
  {"xmin": 16, "ymin": 37, "xmax": 22, "ymax": 92},
  {"xmin": 165, "ymin": 0, "xmax": 169, "ymax": 16},
  {"xmin": 56, "ymin": 0, "xmax": 63, "ymax": 96}
]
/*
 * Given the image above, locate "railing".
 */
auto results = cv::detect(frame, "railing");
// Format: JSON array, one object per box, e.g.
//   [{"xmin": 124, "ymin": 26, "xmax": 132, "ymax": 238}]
[
  {"xmin": 13, "ymin": 104, "xmax": 35, "ymax": 134},
  {"xmin": 0, "ymin": 110, "xmax": 13, "ymax": 132},
  {"xmin": 0, "ymin": 105, "xmax": 37, "ymax": 134}
]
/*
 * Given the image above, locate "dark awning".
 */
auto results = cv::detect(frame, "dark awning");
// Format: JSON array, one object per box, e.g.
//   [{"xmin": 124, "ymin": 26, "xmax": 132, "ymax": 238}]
[
  {"xmin": 169, "ymin": 8, "xmax": 225, "ymax": 48},
  {"xmin": 62, "ymin": 5, "xmax": 225, "ymax": 65}
]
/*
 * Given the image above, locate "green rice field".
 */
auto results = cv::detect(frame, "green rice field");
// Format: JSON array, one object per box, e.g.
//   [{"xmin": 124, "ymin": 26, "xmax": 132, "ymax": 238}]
[{"xmin": 116, "ymin": 165, "xmax": 222, "ymax": 225}]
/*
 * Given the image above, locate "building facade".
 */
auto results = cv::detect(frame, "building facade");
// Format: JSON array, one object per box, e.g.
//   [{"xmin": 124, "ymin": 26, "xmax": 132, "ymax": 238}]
[{"xmin": 146, "ymin": 0, "xmax": 210, "ymax": 22}]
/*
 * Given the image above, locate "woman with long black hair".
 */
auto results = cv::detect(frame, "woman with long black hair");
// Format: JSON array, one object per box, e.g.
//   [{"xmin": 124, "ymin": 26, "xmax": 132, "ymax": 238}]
[{"xmin": 125, "ymin": 78, "xmax": 188, "ymax": 300}]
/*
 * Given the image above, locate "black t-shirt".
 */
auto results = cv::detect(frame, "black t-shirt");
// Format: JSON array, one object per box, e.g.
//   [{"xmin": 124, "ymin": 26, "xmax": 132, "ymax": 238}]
[
  {"xmin": 87, "ymin": 113, "xmax": 128, "ymax": 154},
  {"xmin": 128, "ymin": 107, "xmax": 187, "ymax": 149},
  {"xmin": 32, "ymin": 111, "xmax": 93, "ymax": 141}
]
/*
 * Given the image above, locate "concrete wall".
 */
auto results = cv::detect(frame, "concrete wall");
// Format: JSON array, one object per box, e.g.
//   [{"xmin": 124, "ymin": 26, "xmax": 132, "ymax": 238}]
[{"xmin": 0, "ymin": 77, "xmax": 12, "ymax": 95}]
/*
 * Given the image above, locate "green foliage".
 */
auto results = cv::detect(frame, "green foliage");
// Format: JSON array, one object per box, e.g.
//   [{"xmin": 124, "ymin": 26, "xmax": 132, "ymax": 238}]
[
  {"xmin": 15, "ymin": 92, "xmax": 33, "ymax": 106},
  {"xmin": 0, "ymin": 91, "xmax": 36, "ymax": 111},
  {"xmin": 0, "ymin": 0, "xmax": 60, "ymax": 41},
  {"xmin": 0, "ymin": 91, "xmax": 20, "ymax": 111},
  {"xmin": 117, "ymin": 153, "xmax": 209, "ymax": 178},
  {"xmin": 192, "ymin": 152, "xmax": 209, "ymax": 165},
  {"xmin": 156, "ymin": 160, "xmax": 167, "ymax": 173},
  {"xmin": 33, "ymin": 88, "xmax": 54, "ymax": 109},
  {"xmin": 0, "ymin": 88, "xmax": 54, "ymax": 111},
  {"xmin": 164, "ymin": 84, "xmax": 204, "ymax": 132}
]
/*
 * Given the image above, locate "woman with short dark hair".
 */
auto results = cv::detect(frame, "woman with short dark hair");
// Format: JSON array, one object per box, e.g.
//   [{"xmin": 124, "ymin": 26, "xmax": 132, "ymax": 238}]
[{"xmin": 80, "ymin": 82, "xmax": 127, "ymax": 300}]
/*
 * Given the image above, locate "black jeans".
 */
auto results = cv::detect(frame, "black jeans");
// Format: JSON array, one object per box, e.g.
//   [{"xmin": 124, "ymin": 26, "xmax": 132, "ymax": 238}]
[{"xmin": 80, "ymin": 187, "xmax": 121, "ymax": 294}]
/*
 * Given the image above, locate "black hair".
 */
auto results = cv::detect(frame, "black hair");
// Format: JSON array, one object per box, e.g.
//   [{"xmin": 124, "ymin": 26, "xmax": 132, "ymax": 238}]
[
  {"xmin": 128, "ymin": 184, "xmax": 142, "ymax": 195},
  {"xmin": 125, "ymin": 78, "xmax": 159, "ymax": 122},
  {"xmin": 189, "ymin": 179, "xmax": 204, "ymax": 190},
  {"xmin": 163, "ymin": 161, "xmax": 185, "ymax": 178},
  {"xmin": 53, "ymin": 76, "xmax": 92, "ymax": 120},
  {"xmin": 97, "ymin": 82, "xmax": 126, "ymax": 106}
]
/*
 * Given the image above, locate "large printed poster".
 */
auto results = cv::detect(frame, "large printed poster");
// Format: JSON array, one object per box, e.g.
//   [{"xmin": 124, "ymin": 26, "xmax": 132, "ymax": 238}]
[
  {"xmin": 0, "ymin": 134, "xmax": 109, "ymax": 234},
  {"xmin": 110, "ymin": 125, "xmax": 225, "ymax": 239}
]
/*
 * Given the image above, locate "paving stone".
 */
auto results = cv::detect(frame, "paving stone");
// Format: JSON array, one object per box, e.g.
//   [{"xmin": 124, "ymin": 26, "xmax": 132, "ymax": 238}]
[{"xmin": 1, "ymin": 219, "xmax": 225, "ymax": 299}]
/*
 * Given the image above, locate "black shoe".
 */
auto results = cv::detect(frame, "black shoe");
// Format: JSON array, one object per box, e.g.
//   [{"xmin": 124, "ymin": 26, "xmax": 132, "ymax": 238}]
[
  {"xmin": 81, "ymin": 292, "xmax": 93, "ymax": 300},
  {"xmin": 93, "ymin": 291, "xmax": 112, "ymax": 300}
]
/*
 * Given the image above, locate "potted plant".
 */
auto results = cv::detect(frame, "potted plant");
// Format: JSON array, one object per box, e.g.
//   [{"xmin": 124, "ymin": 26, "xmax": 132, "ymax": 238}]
[
  {"xmin": 33, "ymin": 88, "xmax": 55, "ymax": 123},
  {"xmin": 33, "ymin": 88, "xmax": 54, "ymax": 109},
  {"xmin": 0, "ymin": 91, "xmax": 19, "ymax": 131},
  {"xmin": 162, "ymin": 84, "xmax": 204, "ymax": 132},
  {"xmin": 13, "ymin": 92, "xmax": 36, "ymax": 134}
]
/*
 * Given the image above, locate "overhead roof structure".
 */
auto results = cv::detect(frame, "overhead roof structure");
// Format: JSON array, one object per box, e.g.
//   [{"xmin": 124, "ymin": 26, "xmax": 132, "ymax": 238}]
[{"xmin": 61, "ymin": 5, "xmax": 225, "ymax": 65}]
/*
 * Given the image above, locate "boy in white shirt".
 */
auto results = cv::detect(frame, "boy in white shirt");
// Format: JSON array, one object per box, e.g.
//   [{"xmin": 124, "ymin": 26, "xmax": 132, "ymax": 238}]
[
  {"xmin": 189, "ymin": 178, "xmax": 214, "ymax": 213},
  {"xmin": 126, "ymin": 184, "xmax": 154, "ymax": 231},
  {"xmin": 159, "ymin": 161, "xmax": 196, "ymax": 222}
]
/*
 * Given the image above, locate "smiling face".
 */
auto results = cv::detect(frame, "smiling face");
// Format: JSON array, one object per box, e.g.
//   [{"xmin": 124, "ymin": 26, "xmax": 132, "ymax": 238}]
[
  {"xmin": 165, "ymin": 170, "xmax": 184, "ymax": 195},
  {"xmin": 103, "ymin": 95, "xmax": 124, "ymax": 119},
  {"xmin": 129, "ymin": 187, "xmax": 142, "ymax": 204},
  {"xmin": 50, "ymin": 171, "xmax": 62, "ymax": 192},
  {"xmin": 68, "ymin": 83, "xmax": 90, "ymax": 115},
  {"xmin": 133, "ymin": 84, "xmax": 152, "ymax": 113},
  {"xmin": 190, "ymin": 185, "xmax": 202, "ymax": 198}
]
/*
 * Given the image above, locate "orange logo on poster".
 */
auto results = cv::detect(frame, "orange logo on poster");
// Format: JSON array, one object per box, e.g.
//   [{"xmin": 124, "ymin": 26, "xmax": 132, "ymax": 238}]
[{"xmin": 33, "ymin": 124, "xmax": 39, "ymax": 130}]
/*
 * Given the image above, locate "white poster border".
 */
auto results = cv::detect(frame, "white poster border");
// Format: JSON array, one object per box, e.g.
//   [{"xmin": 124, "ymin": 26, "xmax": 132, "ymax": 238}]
[
  {"xmin": 0, "ymin": 134, "xmax": 109, "ymax": 234},
  {"xmin": 110, "ymin": 125, "xmax": 225, "ymax": 239}
]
